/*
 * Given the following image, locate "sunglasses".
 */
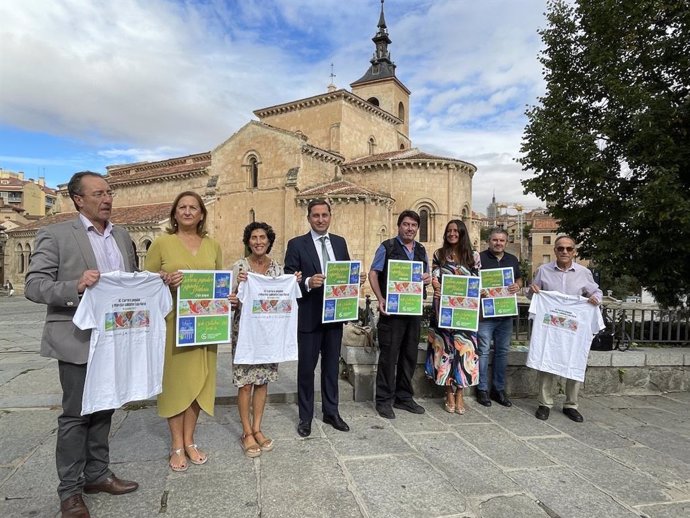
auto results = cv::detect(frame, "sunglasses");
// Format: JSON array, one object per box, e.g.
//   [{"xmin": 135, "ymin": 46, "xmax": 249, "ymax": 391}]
[{"xmin": 556, "ymin": 246, "xmax": 574, "ymax": 252}]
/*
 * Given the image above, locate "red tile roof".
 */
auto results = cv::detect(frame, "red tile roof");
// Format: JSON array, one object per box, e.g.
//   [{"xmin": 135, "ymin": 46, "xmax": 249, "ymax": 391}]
[
  {"xmin": 342, "ymin": 148, "xmax": 475, "ymax": 170},
  {"xmin": 106, "ymin": 152, "xmax": 211, "ymax": 186},
  {"xmin": 297, "ymin": 180, "xmax": 391, "ymax": 199},
  {"xmin": 8, "ymin": 203, "xmax": 171, "ymax": 232}
]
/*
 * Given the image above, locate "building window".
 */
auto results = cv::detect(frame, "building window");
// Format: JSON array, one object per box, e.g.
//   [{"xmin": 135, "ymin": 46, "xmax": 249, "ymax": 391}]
[
  {"xmin": 419, "ymin": 208, "xmax": 429, "ymax": 242},
  {"xmin": 16, "ymin": 244, "xmax": 24, "ymax": 274},
  {"xmin": 248, "ymin": 156, "xmax": 259, "ymax": 188},
  {"xmin": 542, "ymin": 254, "xmax": 551, "ymax": 264},
  {"xmin": 398, "ymin": 102, "xmax": 404, "ymax": 121},
  {"xmin": 249, "ymin": 209, "xmax": 255, "ymax": 223},
  {"xmin": 367, "ymin": 97, "xmax": 380, "ymax": 107},
  {"xmin": 368, "ymin": 136, "xmax": 376, "ymax": 155},
  {"xmin": 542, "ymin": 236, "xmax": 551, "ymax": 245}
]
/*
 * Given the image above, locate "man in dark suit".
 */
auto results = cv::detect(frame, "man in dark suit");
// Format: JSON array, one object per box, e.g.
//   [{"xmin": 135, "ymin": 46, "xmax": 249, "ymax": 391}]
[
  {"xmin": 284, "ymin": 199, "xmax": 352, "ymax": 437},
  {"xmin": 25, "ymin": 172, "xmax": 139, "ymax": 518}
]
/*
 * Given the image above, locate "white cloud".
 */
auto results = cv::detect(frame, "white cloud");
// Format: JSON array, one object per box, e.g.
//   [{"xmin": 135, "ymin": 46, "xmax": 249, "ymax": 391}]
[{"xmin": 0, "ymin": 0, "xmax": 549, "ymax": 213}]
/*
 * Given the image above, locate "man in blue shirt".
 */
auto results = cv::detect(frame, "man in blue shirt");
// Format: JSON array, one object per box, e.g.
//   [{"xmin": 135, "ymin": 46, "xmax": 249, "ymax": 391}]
[
  {"xmin": 368, "ymin": 210, "xmax": 430, "ymax": 419},
  {"xmin": 476, "ymin": 228, "xmax": 522, "ymax": 407}
]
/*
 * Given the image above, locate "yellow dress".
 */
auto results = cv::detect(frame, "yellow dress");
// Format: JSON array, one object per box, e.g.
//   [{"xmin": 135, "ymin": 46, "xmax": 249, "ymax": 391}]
[{"xmin": 145, "ymin": 232, "xmax": 222, "ymax": 418}]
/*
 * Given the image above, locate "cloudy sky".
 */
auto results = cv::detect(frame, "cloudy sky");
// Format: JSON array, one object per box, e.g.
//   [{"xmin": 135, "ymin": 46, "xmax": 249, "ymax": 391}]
[{"xmin": 0, "ymin": 0, "xmax": 548, "ymax": 214}]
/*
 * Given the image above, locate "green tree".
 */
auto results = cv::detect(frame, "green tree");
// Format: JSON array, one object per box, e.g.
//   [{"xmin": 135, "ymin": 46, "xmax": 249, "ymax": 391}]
[{"xmin": 520, "ymin": 0, "xmax": 690, "ymax": 308}]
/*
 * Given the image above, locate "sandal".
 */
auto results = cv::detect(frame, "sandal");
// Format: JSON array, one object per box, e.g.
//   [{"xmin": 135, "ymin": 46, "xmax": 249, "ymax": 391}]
[
  {"xmin": 185, "ymin": 443, "xmax": 208, "ymax": 465},
  {"xmin": 169, "ymin": 447, "xmax": 188, "ymax": 472},
  {"xmin": 443, "ymin": 401, "xmax": 455, "ymax": 413},
  {"xmin": 240, "ymin": 434, "xmax": 261, "ymax": 458},
  {"xmin": 253, "ymin": 430, "xmax": 274, "ymax": 452},
  {"xmin": 455, "ymin": 393, "xmax": 466, "ymax": 415}
]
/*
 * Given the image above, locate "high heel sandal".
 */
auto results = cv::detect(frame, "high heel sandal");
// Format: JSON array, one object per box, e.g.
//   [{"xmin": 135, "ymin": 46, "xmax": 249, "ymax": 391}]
[
  {"xmin": 455, "ymin": 393, "xmax": 466, "ymax": 415},
  {"xmin": 444, "ymin": 392, "xmax": 455, "ymax": 413},
  {"xmin": 253, "ymin": 430, "xmax": 274, "ymax": 452},
  {"xmin": 240, "ymin": 433, "xmax": 262, "ymax": 458},
  {"xmin": 185, "ymin": 443, "xmax": 208, "ymax": 465},
  {"xmin": 169, "ymin": 447, "xmax": 188, "ymax": 472}
]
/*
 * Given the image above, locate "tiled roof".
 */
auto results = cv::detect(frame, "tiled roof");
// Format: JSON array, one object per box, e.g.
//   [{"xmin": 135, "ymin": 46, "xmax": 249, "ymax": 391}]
[
  {"xmin": 297, "ymin": 180, "xmax": 391, "ymax": 200},
  {"xmin": 342, "ymin": 148, "xmax": 475, "ymax": 170},
  {"xmin": 106, "ymin": 152, "xmax": 211, "ymax": 187},
  {"xmin": 8, "ymin": 203, "xmax": 171, "ymax": 232}
]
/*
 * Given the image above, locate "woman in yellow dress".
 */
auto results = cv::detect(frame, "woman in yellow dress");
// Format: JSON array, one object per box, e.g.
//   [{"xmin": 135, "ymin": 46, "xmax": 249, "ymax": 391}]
[{"xmin": 145, "ymin": 191, "xmax": 229, "ymax": 472}]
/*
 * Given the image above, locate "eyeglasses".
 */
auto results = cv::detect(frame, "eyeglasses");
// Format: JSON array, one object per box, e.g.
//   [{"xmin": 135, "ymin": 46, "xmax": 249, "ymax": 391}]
[
  {"xmin": 556, "ymin": 246, "xmax": 574, "ymax": 252},
  {"xmin": 79, "ymin": 191, "xmax": 116, "ymax": 199}
]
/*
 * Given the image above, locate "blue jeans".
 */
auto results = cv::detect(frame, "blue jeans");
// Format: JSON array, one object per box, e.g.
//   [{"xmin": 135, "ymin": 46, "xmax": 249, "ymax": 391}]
[{"xmin": 477, "ymin": 318, "xmax": 513, "ymax": 392}]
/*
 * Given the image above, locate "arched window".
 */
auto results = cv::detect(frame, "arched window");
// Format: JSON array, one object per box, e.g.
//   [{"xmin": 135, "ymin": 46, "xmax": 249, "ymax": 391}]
[
  {"xmin": 16, "ymin": 243, "xmax": 24, "ymax": 274},
  {"xmin": 248, "ymin": 156, "xmax": 259, "ymax": 189},
  {"xmin": 400, "ymin": 143, "xmax": 405, "ymax": 150},
  {"xmin": 419, "ymin": 207, "xmax": 430, "ymax": 242},
  {"xmin": 367, "ymin": 97, "xmax": 380, "ymax": 107},
  {"xmin": 398, "ymin": 102, "xmax": 405, "ymax": 121},
  {"xmin": 249, "ymin": 209, "xmax": 255, "ymax": 223},
  {"xmin": 368, "ymin": 136, "xmax": 376, "ymax": 155}
]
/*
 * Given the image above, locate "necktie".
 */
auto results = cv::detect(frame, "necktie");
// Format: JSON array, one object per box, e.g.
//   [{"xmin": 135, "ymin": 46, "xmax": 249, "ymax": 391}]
[{"xmin": 320, "ymin": 235, "xmax": 329, "ymax": 273}]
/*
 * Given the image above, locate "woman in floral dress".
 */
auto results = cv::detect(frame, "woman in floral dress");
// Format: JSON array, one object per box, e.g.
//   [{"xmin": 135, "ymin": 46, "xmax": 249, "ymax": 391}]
[{"xmin": 425, "ymin": 219, "xmax": 480, "ymax": 414}]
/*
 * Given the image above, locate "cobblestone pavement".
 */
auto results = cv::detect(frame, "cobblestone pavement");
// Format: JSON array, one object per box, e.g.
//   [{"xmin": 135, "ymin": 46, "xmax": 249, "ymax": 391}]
[{"xmin": 1, "ymin": 296, "xmax": 688, "ymax": 517}]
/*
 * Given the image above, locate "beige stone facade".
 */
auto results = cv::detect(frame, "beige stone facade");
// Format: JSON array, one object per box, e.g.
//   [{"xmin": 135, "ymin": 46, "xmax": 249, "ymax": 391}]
[{"xmin": 4, "ymin": 5, "xmax": 477, "ymax": 291}]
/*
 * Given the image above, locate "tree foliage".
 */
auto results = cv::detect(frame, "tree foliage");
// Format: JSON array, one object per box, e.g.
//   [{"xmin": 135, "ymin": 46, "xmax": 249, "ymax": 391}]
[{"xmin": 520, "ymin": 0, "xmax": 690, "ymax": 307}]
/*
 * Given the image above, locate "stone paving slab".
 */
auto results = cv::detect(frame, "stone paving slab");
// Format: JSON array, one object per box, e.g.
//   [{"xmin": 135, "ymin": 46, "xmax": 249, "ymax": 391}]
[
  {"xmin": 528, "ymin": 437, "xmax": 676, "ymax": 506},
  {"xmin": 515, "ymin": 466, "xmax": 640, "ymax": 518},
  {"xmin": 636, "ymin": 502, "xmax": 690, "ymax": 517},
  {"xmin": 407, "ymin": 431, "xmax": 522, "ymax": 497},
  {"xmin": 0, "ymin": 407, "xmax": 58, "ymax": 466},
  {"xmin": 344, "ymin": 453, "xmax": 466, "ymax": 518},
  {"xmin": 469, "ymin": 493, "xmax": 551, "ymax": 518},
  {"xmin": 604, "ymin": 445, "xmax": 690, "ymax": 487},
  {"xmin": 459, "ymin": 424, "xmax": 555, "ymax": 470}
]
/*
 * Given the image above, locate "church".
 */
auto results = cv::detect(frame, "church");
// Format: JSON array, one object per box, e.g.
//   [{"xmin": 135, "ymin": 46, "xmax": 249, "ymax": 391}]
[{"xmin": 5, "ymin": 2, "xmax": 476, "ymax": 286}]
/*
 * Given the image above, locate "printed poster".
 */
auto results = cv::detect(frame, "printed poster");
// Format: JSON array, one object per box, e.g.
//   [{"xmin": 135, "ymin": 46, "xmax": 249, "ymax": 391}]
[
  {"xmin": 438, "ymin": 274, "xmax": 481, "ymax": 331},
  {"xmin": 176, "ymin": 270, "xmax": 232, "ymax": 347},
  {"xmin": 385, "ymin": 260, "xmax": 424, "ymax": 315},
  {"xmin": 480, "ymin": 267, "xmax": 518, "ymax": 318},
  {"xmin": 322, "ymin": 260, "xmax": 361, "ymax": 323}
]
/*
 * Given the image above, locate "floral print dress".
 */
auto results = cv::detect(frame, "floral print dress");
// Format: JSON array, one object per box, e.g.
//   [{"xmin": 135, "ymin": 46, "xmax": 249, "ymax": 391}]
[
  {"xmin": 425, "ymin": 250, "xmax": 480, "ymax": 388},
  {"xmin": 231, "ymin": 257, "xmax": 282, "ymax": 387}
]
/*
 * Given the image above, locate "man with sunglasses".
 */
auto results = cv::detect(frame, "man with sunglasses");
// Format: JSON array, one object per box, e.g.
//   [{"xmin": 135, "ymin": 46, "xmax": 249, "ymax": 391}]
[
  {"xmin": 528, "ymin": 235, "xmax": 602, "ymax": 423},
  {"xmin": 26, "ymin": 172, "xmax": 138, "ymax": 517}
]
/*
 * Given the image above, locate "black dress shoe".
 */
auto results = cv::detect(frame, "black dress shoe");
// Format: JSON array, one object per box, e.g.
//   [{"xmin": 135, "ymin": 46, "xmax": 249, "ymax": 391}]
[
  {"xmin": 297, "ymin": 421, "xmax": 312, "ymax": 437},
  {"xmin": 563, "ymin": 408, "xmax": 584, "ymax": 422},
  {"xmin": 60, "ymin": 494, "xmax": 90, "ymax": 518},
  {"xmin": 490, "ymin": 390, "xmax": 512, "ymax": 407},
  {"xmin": 393, "ymin": 399, "xmax": 425, "ymax": 414},
  {"xmin": 535, "ymin": 405, "xmax": 550, "ymax": 420},
  {"xmin": 376, "ymin": 406, "xmax": 395, "ymax": 419},
  {"xmin": 476, "ymin": 390, "xmax": 492, "ymax": 407},
  {"xmin": 323, "ymin": 414, "xmax": 350, "ymax": 432},
  {"xmin": 83, "ymin": 475, "xmax": 138, "ymax": 495}
]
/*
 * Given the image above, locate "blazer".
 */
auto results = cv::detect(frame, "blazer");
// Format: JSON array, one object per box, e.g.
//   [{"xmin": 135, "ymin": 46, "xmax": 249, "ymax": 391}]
[
  {"xmin": 284, "ymin": 232, "xmax": 350, "ymax": 333},
  {"xmin": 25, "ymin": 218, "xmax": 137, "ymax": 364}
]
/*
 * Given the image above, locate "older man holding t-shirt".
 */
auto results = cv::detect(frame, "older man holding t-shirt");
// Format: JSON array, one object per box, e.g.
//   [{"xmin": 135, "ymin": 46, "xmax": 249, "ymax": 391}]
[{"xmin": 528, "ymin": 235, "xmax": 602, "ymax": 423}]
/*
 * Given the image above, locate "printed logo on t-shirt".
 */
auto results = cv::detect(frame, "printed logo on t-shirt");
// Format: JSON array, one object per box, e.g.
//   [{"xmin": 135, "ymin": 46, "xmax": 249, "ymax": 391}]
[
  {"xmin": 252, "ymin": 299, "xmax": 292, "ymax": 313},
  {"xmin": 542, "ymin": 309, "xmax": 578, "ymax": 333},
  {"xmin": 105, "ymin": 310, "xmax": 150, "ymax": 331}
]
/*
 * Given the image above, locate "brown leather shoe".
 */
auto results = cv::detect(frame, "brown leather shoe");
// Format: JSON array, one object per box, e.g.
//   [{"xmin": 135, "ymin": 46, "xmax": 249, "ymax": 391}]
[
  {"xmin": 83, "ymin": 475, "xmax": 138, "ymax": 495},
  {"xmin": 60, "ymin": 494, "xmax": 90, "ymax": 518}
]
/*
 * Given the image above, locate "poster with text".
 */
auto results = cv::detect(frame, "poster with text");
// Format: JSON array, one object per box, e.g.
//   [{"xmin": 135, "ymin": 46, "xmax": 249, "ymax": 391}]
[
  {"xmin": 438, "ymin": 274, "xmax": 481, "ymax": 331},
  {"xmin": 322, "ymin": 260, "xmax": 361, "ymax": 323},
  {"xmin": 480, "ymin": 267, "xmax": 518, "ymax": 318},
  {"xmin": 385, "ymin": 260, "xmax": 424, "ymax": 315},
  {"xmin": 176, "ymin": 270, "xmax": 232, "ymax": 347}
]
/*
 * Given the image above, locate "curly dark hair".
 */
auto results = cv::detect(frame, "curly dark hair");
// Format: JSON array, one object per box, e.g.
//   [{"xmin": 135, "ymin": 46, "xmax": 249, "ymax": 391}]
[{"xmin": 242, "ymin": 222, "xmax": 276, "ymax": 254}]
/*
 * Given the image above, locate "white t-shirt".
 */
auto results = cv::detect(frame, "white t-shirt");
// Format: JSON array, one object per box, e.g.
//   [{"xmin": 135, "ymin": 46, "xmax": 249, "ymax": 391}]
[
  {"xmin": 526, "ymin": 290, "xmax": 604, "ymax": 382},
  {"xmin": 73, "ymin": 271, "xmax": 172, "ymax": 415},
  {"xmin": 234, "ymin": 272, "xmax": 302, "ymax": 364}
]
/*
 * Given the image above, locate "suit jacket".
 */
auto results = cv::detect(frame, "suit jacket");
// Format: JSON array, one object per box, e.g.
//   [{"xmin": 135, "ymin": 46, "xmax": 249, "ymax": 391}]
[
  {"xmin": 25, "ymin": 218, "xmax": 137, "ymax": 364},
  {"xmin": 284, "ymin": 232, "xmax": 350, "ymax": 333}
]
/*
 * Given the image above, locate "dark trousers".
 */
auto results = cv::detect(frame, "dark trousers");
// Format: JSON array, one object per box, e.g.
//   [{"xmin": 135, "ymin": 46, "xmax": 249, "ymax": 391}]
[
  {"xmin": 57, "ymin": 361, "xmax": 114, "ymax": 500},
  {"xmin": 375, "ymin": 315, "xmax": 421, "ymax": 408},
  {"xmin": 297, "ymin": 326, "xmax": 343, "ymax": 422}
]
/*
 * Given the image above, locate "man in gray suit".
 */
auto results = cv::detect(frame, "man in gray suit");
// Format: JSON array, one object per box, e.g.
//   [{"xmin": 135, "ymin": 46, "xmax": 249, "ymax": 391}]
[{"xmin": 26, "ymin": 172, "xmax": 139, "ymax": 518}]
